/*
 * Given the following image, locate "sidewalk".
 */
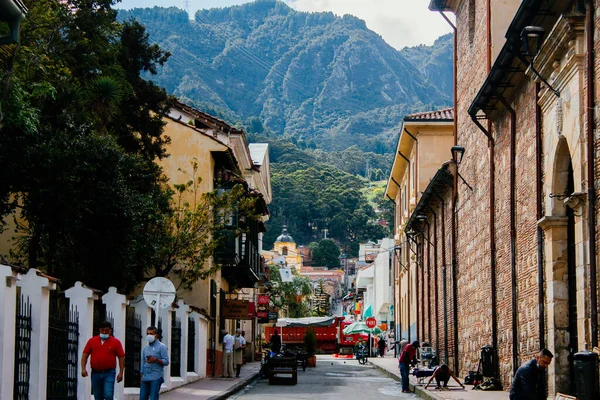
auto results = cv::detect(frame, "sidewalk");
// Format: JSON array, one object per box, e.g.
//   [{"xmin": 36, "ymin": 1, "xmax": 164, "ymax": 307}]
[
  {"xmin": 369, "ymin": 357, "xmax": 508, "ymax": 400},
  {"xmin": 160, "ymin": 362, "xmax": 261, "ymax": 400}
]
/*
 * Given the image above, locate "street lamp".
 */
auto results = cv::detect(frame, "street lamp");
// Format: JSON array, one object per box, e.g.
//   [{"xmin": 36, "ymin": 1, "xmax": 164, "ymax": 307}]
[
  {"xmin": 519, "ymin": 25, "xmax": 560, "ymax": 97},
  {"xmin": 450, "ymin": 146, "xmax": 465, "ymax": 165}
]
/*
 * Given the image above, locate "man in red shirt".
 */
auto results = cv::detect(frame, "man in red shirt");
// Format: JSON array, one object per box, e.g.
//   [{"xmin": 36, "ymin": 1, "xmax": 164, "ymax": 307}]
[
  {"xmin": 398, "ymin": 340, "xmax": 419, "ymax": 393},
  {"xmin": 81, "ymin": 321, "xmax": 126, "ymax": 400}
]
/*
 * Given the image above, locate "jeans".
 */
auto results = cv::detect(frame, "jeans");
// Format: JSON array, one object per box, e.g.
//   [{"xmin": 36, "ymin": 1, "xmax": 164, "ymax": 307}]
[
  {"xmin": 140, "ymin": 377, "xmax": 163, "ymax": 400},
  {"xmin": 399, "ymin": 362, "xmax": 410, "ymax": 391},
  {"xmin": 91, "ymin": 369, "xmax": 116, "ymax": 400}
]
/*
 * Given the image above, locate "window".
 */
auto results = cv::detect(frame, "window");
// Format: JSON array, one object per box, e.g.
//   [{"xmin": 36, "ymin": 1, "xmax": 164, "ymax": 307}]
[{"xmin": 282, "ymin": 246, "xmax": 288, "ymax": 255}]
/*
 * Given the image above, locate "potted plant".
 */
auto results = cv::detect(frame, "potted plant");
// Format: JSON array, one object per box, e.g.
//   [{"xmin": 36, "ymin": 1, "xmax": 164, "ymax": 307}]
[{"xmin": 304, "ymin": 329, "xmax": 317, "ymax": 367}]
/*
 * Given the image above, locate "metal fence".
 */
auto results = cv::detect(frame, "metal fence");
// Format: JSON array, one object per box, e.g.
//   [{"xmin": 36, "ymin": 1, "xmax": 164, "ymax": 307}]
[
  {"xmin": 13, "ymin": 295, "xmax": 32, "ymax": 400},
  {"xmin": 187, "ymin": 317, "xmax": 195, "ymax": 372},
  {"xmin": 92, "ymin": 301, "xmax": 113, "ymax": 334},
  {"xmin": 125, "ymin": 306, "xmax": 142, "ymax": 387},
  {"xmin": 171, "ymin": 315, "xmax": 182, "ymax": 377},
  {"xmin": 46, "ymin": 292, "xmax": 79, "ymax": 400}
]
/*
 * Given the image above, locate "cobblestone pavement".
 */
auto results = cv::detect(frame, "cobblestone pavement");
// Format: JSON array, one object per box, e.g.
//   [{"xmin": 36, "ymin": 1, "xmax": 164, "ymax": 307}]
[{"xmin": 229, "ymin": 355, "xmax": 417, "ymax": 399}]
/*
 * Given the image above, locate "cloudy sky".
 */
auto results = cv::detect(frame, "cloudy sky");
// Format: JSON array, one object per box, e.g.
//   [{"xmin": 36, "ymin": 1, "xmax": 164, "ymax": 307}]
[{"xmin": 115, "ymin": 0, "xmax": 453, "ymax": 49}]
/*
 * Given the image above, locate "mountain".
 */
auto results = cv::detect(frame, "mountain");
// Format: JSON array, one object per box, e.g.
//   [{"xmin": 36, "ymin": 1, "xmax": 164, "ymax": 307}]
[{"xmin": 118, "ymin": 1, "xmax": 452, "ymax": 153}]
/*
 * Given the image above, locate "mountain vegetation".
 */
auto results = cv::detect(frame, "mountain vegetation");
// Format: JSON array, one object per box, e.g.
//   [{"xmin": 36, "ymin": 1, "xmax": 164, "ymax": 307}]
[
  {"xmin": 118, "ymin": 2, "xmax": 453, "ymax": 254},
  {"xmin": 118, "ymin": 2, "xmax": 452, "ymax": 153}
]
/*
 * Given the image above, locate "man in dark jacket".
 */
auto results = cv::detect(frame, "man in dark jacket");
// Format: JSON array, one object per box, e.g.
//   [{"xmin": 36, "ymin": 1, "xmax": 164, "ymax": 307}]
[
  {"xmin": 269, "ymin": 329, "xmax": 281, "ymax": 354},
  {"xmin": 509, "ymin": 348, "xmax": 553, "ymax": 400}
]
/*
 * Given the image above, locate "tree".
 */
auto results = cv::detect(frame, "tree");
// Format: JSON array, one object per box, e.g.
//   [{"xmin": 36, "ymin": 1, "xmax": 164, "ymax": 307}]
[
  {"xmin": 310, "ymin": 239, "xmax": 340, "ymax": 269},
  {"xmin": 0, "ymin": 0, "xmax": 175, "ymax": 291},
  {"xmin": 267, "ymin": 264, "xmax": 312, "ymax": 318},
  {"xmin": 312, "ymin": 280, "xmax": 330, "ymax": 316}
]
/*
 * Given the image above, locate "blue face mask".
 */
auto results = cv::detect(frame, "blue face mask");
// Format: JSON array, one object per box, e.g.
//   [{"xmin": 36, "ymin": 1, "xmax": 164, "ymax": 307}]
[
  {"xmin": 146, "ymin": 335, "xmax": 157, "ymax": 344},
  {"xmin": 100, "ymin": 333, "xmax": 110, "ymax": 340}
]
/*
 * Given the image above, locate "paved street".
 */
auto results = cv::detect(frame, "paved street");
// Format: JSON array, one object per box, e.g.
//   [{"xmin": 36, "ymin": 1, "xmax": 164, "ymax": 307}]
[{"xmin": 229, "ymin": 355, "xmax": 416, "ymax": 399}]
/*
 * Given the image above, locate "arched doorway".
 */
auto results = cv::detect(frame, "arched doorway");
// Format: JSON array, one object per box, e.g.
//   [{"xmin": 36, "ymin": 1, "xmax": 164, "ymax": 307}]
[{"xmin": 541, "ymin": 137, "xmax": 579, "ymax": 394}]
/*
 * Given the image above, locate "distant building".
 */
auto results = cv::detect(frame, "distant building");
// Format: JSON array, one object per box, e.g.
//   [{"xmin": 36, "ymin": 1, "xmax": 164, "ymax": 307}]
[{"xmin": 262, "ymin": 226, "xmax": 303, "ymax": 272}]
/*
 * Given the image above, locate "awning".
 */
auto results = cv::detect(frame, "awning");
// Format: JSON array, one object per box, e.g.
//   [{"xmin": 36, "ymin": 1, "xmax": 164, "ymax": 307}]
[
  {"xmin": 275, "ymin": 316, "xmax": 336, "ymax": 327},
  {"xmin": 363, "ymin": 305, "xmax": 373, "ymax": 318},
  {"xmin": 378, "ymin": 303, "xmax": 392, "ymax": 314}
]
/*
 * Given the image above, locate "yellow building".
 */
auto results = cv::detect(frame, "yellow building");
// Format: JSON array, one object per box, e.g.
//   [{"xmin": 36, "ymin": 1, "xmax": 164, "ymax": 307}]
[
  {"xmin": 161, "ymin": 102, "xmax": 271, "ymax": 376},
  {"xmin": 262, "ymin": 226, "xmax": 303, "ymax": 273},
  {"xmin": 384, "ymin": 108, "xmax": 453, "ymax": 342}
]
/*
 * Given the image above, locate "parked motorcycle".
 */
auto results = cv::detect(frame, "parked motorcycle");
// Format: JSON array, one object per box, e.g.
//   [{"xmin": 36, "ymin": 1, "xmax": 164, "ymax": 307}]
[{"xmin": 356, "ymin": 344, "xmax": 368, "ymax": 365}]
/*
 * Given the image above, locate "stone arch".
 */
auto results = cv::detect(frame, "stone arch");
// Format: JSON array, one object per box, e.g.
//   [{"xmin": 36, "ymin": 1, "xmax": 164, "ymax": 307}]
[
  {"xmin": 550, "ymin": 136, "xmax": 572, "ymax": 216},
  {"xmin": 542, "ymin": 136, "xmax": 579, "ymax": 394}
]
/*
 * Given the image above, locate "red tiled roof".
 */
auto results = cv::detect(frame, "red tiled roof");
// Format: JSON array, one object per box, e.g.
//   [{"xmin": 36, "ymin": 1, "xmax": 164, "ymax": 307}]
[{"xmin": 404, "ymin": 107, "xmax": 454, "ymax": 121}]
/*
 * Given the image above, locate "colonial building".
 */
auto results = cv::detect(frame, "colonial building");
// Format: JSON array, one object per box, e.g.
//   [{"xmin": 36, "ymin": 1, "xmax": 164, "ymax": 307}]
[
  {"xmin": 387, "ymin": 0, "xmax": 600, "ymax": 394},
  {"xmin": 385, "ymin": 108, "xmax": 454, "ymax": 343},
  {"xmin": 262, "ymin": 226, "xmax": 304, "ymax": 272},
  {"xmin": 160, "ymin": 102, "xmax": 271, "ymax": 376}
]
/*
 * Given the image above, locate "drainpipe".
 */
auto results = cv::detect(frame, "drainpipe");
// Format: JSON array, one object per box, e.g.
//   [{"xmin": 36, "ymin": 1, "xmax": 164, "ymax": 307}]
[
  {"xmin": 416, "ymin": 235, "xmax": 421, "ymax": 342},
  {"xmin": 434, "ymin": 192, "xmax": 448, "ymax": 365},
  {"xmin": 498, "ymin": 94, "xmax": 519, "ymax": 374},
  {"xmin": 451, "ymin": 171, "xmax": 459, "ymax": 374},
  {"xmin": 427, "ymin": 204, "xmax": 440, "ymax": 357},
  {"xmin": 535, "ymin": 83, "xmax": 545, "ymax": 349},
  {"xmin": 586, "ymin": 0, "xmax": 598, "ymax": 348},
  {"xmin": 486, "ymin": 0, "xmax": 499, "ymax": 377},
  {"xmin": 427, "ymin": 222, "xmax": 432, "ymax": 342},
  {"xmin": 406, "ymin": 232, "xmax": 412, "ymax": 342}
]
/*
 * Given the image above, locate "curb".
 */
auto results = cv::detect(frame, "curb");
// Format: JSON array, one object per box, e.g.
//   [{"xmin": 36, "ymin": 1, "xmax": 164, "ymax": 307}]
[
  {"xmin": 367, "ymin": 361, "xmax": 443, "ymax": 400},
  {"xmin": 207, "ymin": 372, "xmax": 261, "ymax": 400}
]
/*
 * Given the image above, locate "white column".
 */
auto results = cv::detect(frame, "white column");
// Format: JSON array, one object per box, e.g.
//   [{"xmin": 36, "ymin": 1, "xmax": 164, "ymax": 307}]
[
  {"xmin": 158, "ymin": 306, "xmax": 173, "ymax": 390},
  {"xmin": 0, "ymin": 265, "xmax": 21, "ymax": 400},
  {"xmin": 188, "ymin": 311, "xmax": 201, "ymax": 378},
  {"xmin": 174, "ymin": 300, "xmax": 189, "ymax": 384},
  {"xmin": 103, "ymin": 287, "xmax": 128, "ymax": 400},
  {"xmin": 65, "ymin": 281, "xmax": 99, "ymax": 400},
  {"xmin": 17, "ymin": 268, "xmax": 56, "ymax": 400}
]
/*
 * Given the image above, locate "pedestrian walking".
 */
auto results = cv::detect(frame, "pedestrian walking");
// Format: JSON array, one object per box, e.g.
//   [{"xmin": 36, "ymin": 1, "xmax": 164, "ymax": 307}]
[
  {"xmin": 270, "ymin": 329, "xmax": 282, "ymax": 354},
  {"xmin": 378, "ymin": 336, "xmax": 387, "ymax": 357},
  {"xmin": 509, "ymin": 348, "xmax": 553, "ymax": 400},
  {"xmin": 398, "ymin": 340, "xmax": 419, "ymax": 393},
  {"xmin": 81, "ymin": 321, "xmax": 125, "ymax": 400},
  {"xmin": 140, "ymin": 326, "xmax": 169, "ymax": 400},
  {"xmin": 222, "ymin": 329, "xmax": 235, "ymax": 378},
  {"xmin": 234, "ymin": 328, "xmax": 247, "ymax": 378}
]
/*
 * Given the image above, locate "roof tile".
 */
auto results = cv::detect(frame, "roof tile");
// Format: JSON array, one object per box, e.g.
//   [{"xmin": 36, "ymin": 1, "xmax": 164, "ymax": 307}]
[{"xmin": 404, "ymin": 107, "xmax": 454, "ymax": 121}]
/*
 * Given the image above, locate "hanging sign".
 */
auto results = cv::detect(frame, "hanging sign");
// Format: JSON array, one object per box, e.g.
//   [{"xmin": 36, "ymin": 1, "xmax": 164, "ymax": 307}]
[
  {"xmin": 257, "ymin": 295, "xmax": 269, "ymax": 318},
  {"xmin": 223, "ymin": 300, "xmax": 252, "ymax": 319}
]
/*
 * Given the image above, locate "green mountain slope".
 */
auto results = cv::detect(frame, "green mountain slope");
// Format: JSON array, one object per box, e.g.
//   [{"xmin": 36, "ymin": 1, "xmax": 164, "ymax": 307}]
[
  {"xmin": 118, "ymin": 1, "xmax": 454, "ymax": 252},
  {"xmin": 118, "ymin": 1, "xmax": 452, "ymax": 152}
]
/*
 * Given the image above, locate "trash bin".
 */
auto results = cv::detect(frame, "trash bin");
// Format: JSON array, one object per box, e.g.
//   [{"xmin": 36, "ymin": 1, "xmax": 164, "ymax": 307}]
[
  {"xmin": 574, "ymin": 351, "xmax": 599, "ymax": 400},
  {"xmin": 481, "ymin": 345, "xmax": 496, "ymax": 377}
]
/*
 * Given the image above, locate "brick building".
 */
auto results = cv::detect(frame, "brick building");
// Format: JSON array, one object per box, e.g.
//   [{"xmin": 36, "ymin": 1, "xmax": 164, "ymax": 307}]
[{"xmin": 388, "ymin": 0, "xmax": 600, "ymax": 395}]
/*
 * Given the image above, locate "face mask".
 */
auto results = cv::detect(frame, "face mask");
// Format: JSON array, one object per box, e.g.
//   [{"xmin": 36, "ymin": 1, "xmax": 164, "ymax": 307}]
[
  {"xmin": 100, "ymin": 333, "xmax": 109, "ymax": 340},
  {"xmin": 146, "ymin": 335, "xmax": 156, "ymax": 343}
]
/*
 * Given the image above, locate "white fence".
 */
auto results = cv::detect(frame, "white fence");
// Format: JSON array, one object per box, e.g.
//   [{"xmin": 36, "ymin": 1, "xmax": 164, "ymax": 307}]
[{"xmin": 0, "ymin": 265, "xmax": 209, "ymax": 400}]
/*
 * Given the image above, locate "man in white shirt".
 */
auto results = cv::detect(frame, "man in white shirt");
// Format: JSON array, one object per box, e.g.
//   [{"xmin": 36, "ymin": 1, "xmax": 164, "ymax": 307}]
[{"xmin": 222, "ymin": 330, "xmax": 235, "ymax": 378}]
